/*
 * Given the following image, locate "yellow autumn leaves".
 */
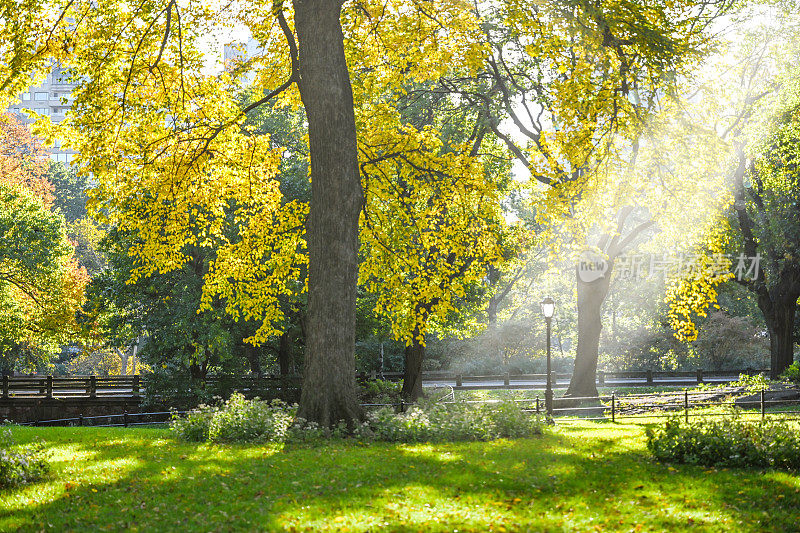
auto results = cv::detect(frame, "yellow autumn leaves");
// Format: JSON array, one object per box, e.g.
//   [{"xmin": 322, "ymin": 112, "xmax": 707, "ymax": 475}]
[{"xmin": 26, "ymin": 0, "xmax": 505, "ymax": 346}]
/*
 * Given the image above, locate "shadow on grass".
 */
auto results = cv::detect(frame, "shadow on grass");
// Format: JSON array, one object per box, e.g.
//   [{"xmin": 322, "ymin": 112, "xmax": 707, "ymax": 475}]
[{"xmin": 2, "ymin": 422, "xmax": 799, "ymax": 532}]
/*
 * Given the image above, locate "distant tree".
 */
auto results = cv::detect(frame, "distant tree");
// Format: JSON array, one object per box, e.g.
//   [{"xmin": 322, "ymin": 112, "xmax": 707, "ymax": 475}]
[
  {"xmin": 693, "ymin": 311, "xmax": 768, "ymax": 370},
  {"xmin": 48, "ymin": 162, "xmax": 87, "ymax": 224},
  {"xmin": 359, "ymin": 89, "xmax": 513, "ymax": 400},
  {"xmin": 427, "ymin": 0, "xmax": 734, "ymax": 397},
  {"xmin": 730, "ymin": 81, "xmax": 800, "ymax": 376},
  {"xmin": 86, "ymin": 226, "xmax": 270, "ymax": 380},
  {"xmin": 0, "ymin": 115, "xmax": 87, "ymax": 372},
  {"xmin": 666, "ymin": 11, "xmax": 800, "ymax": 378}
]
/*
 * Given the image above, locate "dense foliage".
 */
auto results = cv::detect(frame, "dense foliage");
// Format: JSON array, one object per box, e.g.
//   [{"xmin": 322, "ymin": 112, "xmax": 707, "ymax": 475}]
[
  {"xmin": 0, "ymin": 2, "xmax": 795, "ymax": 412},
  {"xmin": 0, "ymin": 116, "xmax": 87, "ymax": 372},
  {"xmin": 354, "ymin": 399, "xmax": 543, "ymax": 443},
  {"xmin": 781, "ymin": 362, "xmax": 800, "ymax": 386},
  {"xmin": 646, "ymin": 413, "xmax": 800, "ymax": 469},
  {"xmin": 171, "ymin": 393, "xmax": 542, "ymax": 444},
  {"xmin": 170, "ymin": 394, "xmax": 299, "ymax": 444}
]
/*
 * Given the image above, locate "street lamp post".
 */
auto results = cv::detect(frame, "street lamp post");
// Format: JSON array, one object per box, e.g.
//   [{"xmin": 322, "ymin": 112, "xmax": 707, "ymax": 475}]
[{"xmin": 540, "ymin": 297, "xmax": 555, "ymax": 419}]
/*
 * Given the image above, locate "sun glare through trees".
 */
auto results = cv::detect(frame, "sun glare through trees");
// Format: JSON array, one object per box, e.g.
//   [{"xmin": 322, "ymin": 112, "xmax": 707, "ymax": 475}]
[{"xmin": 1, "ymin": 1, "xmax": 799, "ymax": 531}]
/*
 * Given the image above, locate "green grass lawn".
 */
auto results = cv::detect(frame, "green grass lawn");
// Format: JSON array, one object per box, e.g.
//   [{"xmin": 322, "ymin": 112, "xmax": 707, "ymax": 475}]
[{"xmin": 2, "ymin": 422, "xmax": 800, "ymax": 532}]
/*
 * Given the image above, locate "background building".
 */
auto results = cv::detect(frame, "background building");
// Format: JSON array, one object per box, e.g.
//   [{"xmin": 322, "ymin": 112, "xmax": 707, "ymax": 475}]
[{"xmin": 6, "ymin": 65, "xmax": 79, "ymax": 165}]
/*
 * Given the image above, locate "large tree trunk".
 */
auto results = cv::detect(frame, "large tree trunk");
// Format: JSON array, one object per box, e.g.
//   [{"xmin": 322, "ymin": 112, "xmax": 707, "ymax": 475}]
[
  {"xmin": 565, "ymin": 264, "xmax": 613, "ymax": 398},
  {"xmin": 294, "ymin": 0, "xmax": 362, "ymax": 426},
  {"xmin": 565, "ymin": 208, "xmax": 652, "ymax": 398},
  {"xmin": 401, "ymin": 336, "xmax": 425, "ymax": 401},
  {"xmin": 731, "ymin": 148, "xmax": 799, "ymax": 380},
  {"xmin": 759, "ymin": 294, "xmax": 798, "ymax": 379}
]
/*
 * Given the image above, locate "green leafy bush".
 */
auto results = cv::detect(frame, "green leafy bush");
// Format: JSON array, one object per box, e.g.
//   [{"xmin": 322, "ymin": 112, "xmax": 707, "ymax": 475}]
[
  {"xmin": 169, "ymin": 403, "xmax": 216, "ymax": 442},
  {"xmin": 0, "ymin": 427, "xmax": 50, "ymax": 489},
  {"xmin": 695, "ymin": 372, "xmax": 772, "ymax": 393},
  {"xmin": 359, "ymin": 379, "xmax": 402, "ymax": 405},
  {"xmin": 646, "ymin": 413, "xmax": 800, "ymax": 469},
  {"xmin": 353, "ymin": 399, "xmax": 543, "ymax": 443},
  {"xmin": 171, "ymin": 393, "xmax": 296, "ymax": 443},
  {"xmin": 729, "ymin": 373, "xmax": 772, "ymax": 392},
  {"xmin": 171, "ymin": 394, "xmax": 543, "ymax": 444},
  {"xmin": 781, "ymin": 362, "xmax": 800, "ymax": 385}
]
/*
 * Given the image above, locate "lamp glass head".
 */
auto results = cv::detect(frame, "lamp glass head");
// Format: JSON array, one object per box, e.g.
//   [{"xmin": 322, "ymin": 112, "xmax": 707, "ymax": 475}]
[{"xmin": 540, "ymin": 297, "xmax": 555, "ymax": 318}]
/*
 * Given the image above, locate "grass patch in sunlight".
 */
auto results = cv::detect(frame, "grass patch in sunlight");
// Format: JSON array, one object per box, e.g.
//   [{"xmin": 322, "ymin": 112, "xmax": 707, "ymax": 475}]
[{"xmin": 2, "ymin": 422, "xmax": 799, "ymax": 532}]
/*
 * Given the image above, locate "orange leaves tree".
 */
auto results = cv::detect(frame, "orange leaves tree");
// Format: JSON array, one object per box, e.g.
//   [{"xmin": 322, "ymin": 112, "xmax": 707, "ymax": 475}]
[{"xmin": 0, "ymin": 114, "xmax": 87, "ymax": 372}]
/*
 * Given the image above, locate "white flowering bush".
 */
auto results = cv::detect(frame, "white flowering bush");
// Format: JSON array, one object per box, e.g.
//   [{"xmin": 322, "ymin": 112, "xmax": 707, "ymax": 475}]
[
  {"xmin": 355, "ymin": 399, "xmax": 543, "ymax": 443},
  {"xmin": 170, "ymin": 403, "xmax": 216, "ymax": 442},
  {"xmin": 171, "ymin": 393, "xmax": 296, "ymax": 443},
  {"xmin": 171, "ymin": 394, "xmax": 543, "ymax": 444},
  {"xmin": 0, "ymin": 427, "xmax": 50, "ymax": 489}
]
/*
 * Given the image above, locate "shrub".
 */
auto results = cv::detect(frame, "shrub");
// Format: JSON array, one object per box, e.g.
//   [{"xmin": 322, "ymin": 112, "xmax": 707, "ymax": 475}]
[
  {"xmin": 207, "ymin": 395, "xmax": 294, "ymax": 443},
  {"xmin": 729, "ymin": 373, "xmax": 772, "ymax": 392},
  {"xmin": 171, "ymin": 393, "xmax": 295, "ymax": 443},
  {"xmin": 0, "ymin": 427, "xmax": 50, "ymax": 489},
  {"xmin": 781, "ymin": 362, "xmax": 800, "ymax": 386},
  {"xmin": 354, "ymin": 399, "xmax": 544, "ymax": 443},
  {"xmin": 171, "ymin": 394, "xmax": 543, "ymax": 444},
  {"xmin": 646, "ymin": 412, "xmax": 800, "ymax": 469},
  {"xmin": 695, "ymin": 372, "xmax": 773, "ymax": 393},
  {"xmin": 169, "ymin": 403, "xmax": 216, "ymax": 442},
  {"xmin": 359, "ymin": 379, "xmax": 402, "ymax": 405}
]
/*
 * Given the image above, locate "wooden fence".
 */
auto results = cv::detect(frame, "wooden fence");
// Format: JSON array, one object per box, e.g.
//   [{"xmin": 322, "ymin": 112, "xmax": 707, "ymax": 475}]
[
  {"xmin": 0, "ymin": 369, "xmax": 768, "ymax": 401},
  {"xmin": 2, "ymin": 375, "xmax": 141, "ymax": 399},
  {"xmin": 371, "ymin": 369, "xmax": 764, "ymax": 388},
  {"xmin": 18, "ymin": 386, "xmax": 800, "ymax": 427},
  {"xmin": 19, "ymin": 410, "xmax": 178, "ymax": 427},
  {"xmin": 0, "ymin": 374, "xmax": 302, "ymax": 400}
]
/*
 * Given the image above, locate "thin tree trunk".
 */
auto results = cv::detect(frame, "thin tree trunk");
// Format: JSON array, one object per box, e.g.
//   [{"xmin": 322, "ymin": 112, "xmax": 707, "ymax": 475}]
[
  {"xmin": 189, "ymin": 363, "xmax": 206, "ymax": 380},
  {"xmin": 116, "ymin": 347, "xmax": 129, "ymax": 375},
  {"xmin": 566, "ymin": 264, "xmax": 613, "ymax": 398},
  {"xmin": 278, "ymin": 330, "xmax": 293, "ymax": 375},
  {"xmin": 486, "ymin": 298, "xmax": 503, "ymax": 369},
  {"xmin": 294, "ymin": 0, "xmax": 362, "ymax": 426},
  {"xmin": 130, "ymin": 337, "xmax": 141, "ymax": 375},
  {"xmin": 244, "ymin": 343, "xmax": 261, "ymax": 375},
  {"xmin": 402, "ymin": 336, "xmax": 425, "ymax": 401}
]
